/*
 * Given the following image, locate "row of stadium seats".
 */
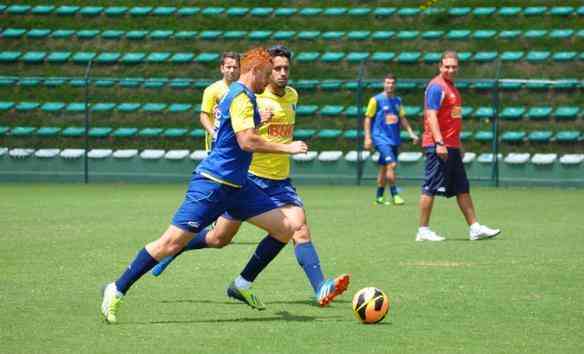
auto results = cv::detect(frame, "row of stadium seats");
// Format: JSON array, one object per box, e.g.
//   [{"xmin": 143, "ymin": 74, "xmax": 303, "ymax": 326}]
[
  {"xmin": 2, "ymin": 147, "xmax": 583, "ymax": 167},
  {"xmin": 1, "ymin": 101, "xmax": 581, "ymax": 120},
  {"xmin": 2, "ymin": 50, "xmax": 583, "ymax": 64},
  {"xmin": 2, "ymin": 5, "xmax": 582, "ymax": 18},
  {"xmin": 3, "ymin": 28, "xmax": 583, "ymax": 41},
  {"xmin": 2, "ymin": 126, "xmax": 582, "ymax": 144},
  {"xmin": 2, "ymin": 76, "xmax": 582, "ymax": 92}
]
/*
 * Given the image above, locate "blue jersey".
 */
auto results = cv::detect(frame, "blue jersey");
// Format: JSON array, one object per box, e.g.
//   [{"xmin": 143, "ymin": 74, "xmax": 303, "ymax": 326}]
[
  {"xmin": 195, "ymin": 82, "xmax": 261, "ymax": 188},
  {"xmin": 368, "ymin": 93, "xmax": 403, "ymax": 146}
]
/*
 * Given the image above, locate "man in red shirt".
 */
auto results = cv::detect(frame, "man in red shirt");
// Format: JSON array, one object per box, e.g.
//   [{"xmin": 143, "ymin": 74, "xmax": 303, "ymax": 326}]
[{"xmin": 416, "ymin": 51, "xmax": 500, "ymax": 242}]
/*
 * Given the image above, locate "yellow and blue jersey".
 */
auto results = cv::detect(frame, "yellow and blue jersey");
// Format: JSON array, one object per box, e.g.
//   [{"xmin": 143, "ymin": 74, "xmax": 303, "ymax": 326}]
[
  {"xmin": 366, "ymin": 93, "xmax": 405, "ymax": 146},
  {"xmin": 195, "ymin": 82, "xmax": 260, "ymax": 188},
  {"xmin": 249, "ymin": 86, "xmax": 298, "ymax": 180},
  {"xmin": 200, "ymin": 80, "xmax": 230, "ymax": 151}
]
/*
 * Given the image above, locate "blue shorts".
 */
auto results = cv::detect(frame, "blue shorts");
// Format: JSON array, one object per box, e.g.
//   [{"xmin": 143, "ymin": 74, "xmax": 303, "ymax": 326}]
[
  {"xmin": 223, "ymin": 174, "xmax": 303, "ymax": 220},
  {"xmin": 171, "ymin": 173, "xmax": 280, "ymax": 233},
  {"xmin": 375, "ymin": 144, "xmax": 399, "ymax": 166},
  {"xmin": 421, "ymin": 147, "xmax": 470, "ymax": 198}
]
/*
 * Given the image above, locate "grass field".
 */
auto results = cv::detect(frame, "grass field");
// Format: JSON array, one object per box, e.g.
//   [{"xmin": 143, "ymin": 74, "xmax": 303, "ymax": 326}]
[{"xmin": 1, "ymin": 183, "xmax": 583, "ymax": 354}]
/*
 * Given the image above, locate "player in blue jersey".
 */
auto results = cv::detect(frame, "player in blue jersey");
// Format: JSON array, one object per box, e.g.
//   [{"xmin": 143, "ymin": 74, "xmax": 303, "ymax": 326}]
[
  {"xmin": 364, "ymin": 74, "xmax": 419, "ymax": 205},
  {"xmin": 100, "ymin": 48, "xmax": 308, "ymax": 323}
]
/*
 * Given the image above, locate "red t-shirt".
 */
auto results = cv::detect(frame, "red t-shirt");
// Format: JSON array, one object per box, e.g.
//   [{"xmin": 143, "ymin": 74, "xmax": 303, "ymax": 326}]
[{"xmin": 422, "ymin": 75, "xmax": 462, "ymax": 148}]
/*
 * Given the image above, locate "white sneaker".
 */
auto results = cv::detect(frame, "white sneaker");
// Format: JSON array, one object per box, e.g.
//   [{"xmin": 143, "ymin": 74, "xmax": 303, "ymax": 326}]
[
  {"xmin": 469, "ymin": 224, "xmax": 501, "ymax": 241},
  {"xmin": 416, "ymin": 228, "xmax": 445, "ymax": 242},
  {"xmin": 101, "ymin": 282, "xmax": 124, "ymax": 323}
]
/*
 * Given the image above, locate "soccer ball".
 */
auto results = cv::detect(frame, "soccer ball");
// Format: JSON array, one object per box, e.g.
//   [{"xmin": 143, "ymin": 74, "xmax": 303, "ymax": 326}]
[{"xmin": 352, "ymin": 287, "xmax": 390, "ymax": 324}]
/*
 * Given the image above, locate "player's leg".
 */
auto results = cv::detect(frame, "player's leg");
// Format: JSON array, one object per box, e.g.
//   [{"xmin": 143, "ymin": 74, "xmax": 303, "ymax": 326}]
[
  {"xmin": 375, "ymin": 165, "xmax": 388, "ymax": 204},
  {"xmin": 387, "ymin": 146, "xmax": 404, "ymax": 205},
  {"xmin": 416, "ymin": 148, "xmax": 445, "ymax": 241}
]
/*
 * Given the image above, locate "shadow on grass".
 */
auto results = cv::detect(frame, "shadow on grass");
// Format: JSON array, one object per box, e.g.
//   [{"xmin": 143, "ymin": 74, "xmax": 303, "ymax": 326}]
[
  {"xmin": 161, "ymin": 298, "xmax": 352, "ymax": 307},
  {"xmin": 121, "ymin": 311, "xmax": 344, "ymax": 325}
]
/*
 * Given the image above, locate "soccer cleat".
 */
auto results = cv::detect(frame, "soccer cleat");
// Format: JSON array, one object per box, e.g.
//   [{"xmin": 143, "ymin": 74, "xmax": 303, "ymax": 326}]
[
  {"xmin": 151, "ymin": 255, "xmax": 175, "ymax": 277},
  {"xmin": 392, "ymin": 195, "xmax": 405, "ymax": 205},
  {"xmin": 226, "ymin": 281, "xmax": 266, "ymax": 311},
  {"xmin": 470, "ymin": 224, "xmax": 501, "ymax": 241},
  {"xmin": 416, "ymin": 228, "xmax": 445, "ymax": 242},
  {"xmin": 101, "ymin": 282, "xmax": 123, "ymax": 324},
  {"xmin": 317, "ymin": 273, "xmax": 350, "ymax": 307},
  {"xmin": 374, "ymin": 197, "xmax": 391, "ymax": 205}
]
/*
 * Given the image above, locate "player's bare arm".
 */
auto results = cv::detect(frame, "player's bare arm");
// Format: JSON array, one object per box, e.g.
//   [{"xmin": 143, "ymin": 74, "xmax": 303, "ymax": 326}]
[{"xmin": 425, "ymin": 109, "xmax": 447, "ymax": 160}]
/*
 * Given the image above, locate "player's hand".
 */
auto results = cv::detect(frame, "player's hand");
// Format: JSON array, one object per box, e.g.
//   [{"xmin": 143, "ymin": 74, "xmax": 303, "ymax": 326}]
[
  {"xmin": 259, "ymin": 108, "xmax": 273, "ymax": 124},
  {"xmin": 411, "ymin": 135, "xmax": 419, "ymax": 146},
  {"xmin": 288, "ymin": 141, "xmax": 308, "ymax": 154},
  {"xmin": 436, "ymin": 144, "xmax": 448, "ymax": 160},
  {"xmin": 364, "ymin": 137, "xmax": 372, "ymax": 150}
]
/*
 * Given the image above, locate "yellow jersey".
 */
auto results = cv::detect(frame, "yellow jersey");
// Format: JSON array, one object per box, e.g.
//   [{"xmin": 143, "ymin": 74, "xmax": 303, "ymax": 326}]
[
  {"xmin": 200, "ymin": 79, "xmax": 229, "ymax": 151},
  {"xmin": 249, "ymin": 86, "xmax": 298, "ymax": 180}
]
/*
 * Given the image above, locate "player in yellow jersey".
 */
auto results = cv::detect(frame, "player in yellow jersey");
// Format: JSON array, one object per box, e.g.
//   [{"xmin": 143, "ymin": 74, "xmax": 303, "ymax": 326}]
[
  {"xmin": 152, "ymin": 45, "xmax": 350, "ymax": 308},
  {"xmin": 200, "ymin": 52, "xmax": 240, "ymax": 150}
]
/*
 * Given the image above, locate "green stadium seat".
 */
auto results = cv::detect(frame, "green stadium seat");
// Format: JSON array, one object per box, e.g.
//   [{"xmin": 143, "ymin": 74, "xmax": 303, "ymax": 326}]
[
  {"xmin": 317, "ymin": 129, "xmax": 342, "ymax": 139},
  {"xmin": 0, "ymin": 127, "xmax": 10, "ymax": 136},
  {"xmin": 126, "ymin": 31, "xmax": 148, "ymax": 40},
  {"xmin": 7, "ymin": 5, "xmax": 31, "ymax": 14},
  {"xmin": 41, "ymin": 102, "xmax": 65, "ymax": 113},
  {"xmin": 189, "ymin": 129, "xmax": 206, "ymax": 138},
  {"xmin": 142, "ymin": 103, "xmax": 167, "ymax": 112},
  {"xmin": 299, "ymin": 8, "xmax": 322, "ymax": 16},
  {"xmin": 501, "ymin": 131, "xmax": 526, "ymax": 143},
  {"xmin": 117, "ymin": 103, "xmax": 141, "ymax": 112},
  {"xmin": 69, "ymin": 79, "xmax": 87, "ymax": 87},
  {"xmin": 553, "ymin": 52, "xmax": 577, "ymax": 62},
  {"xmin": 498, "ymin": 7, "xmax": 521, "ymax": 16},
  {"xmin": 320, "ymin": 105, "xmax": 344, "ymax": 117},
  {"xmin": 346, "ymin": 52, "xmax": 369, "ymax": 62},
  {"xmin": 374, "ymin": 8, "xmax": 396, "ymax": 17},
  {"xmin": 143, "ymin": 78, "xmax": 167, "ymax": 88},
  {"xmin": 461, "ymin": 106, "xmax": 474, "ymax": 117},
  {"xmin": 397, "ymin": 8, "xmax": 420, "ymax": 17},
  {"xmin": 297, "ymin": 31, "xmax": 321, "ymax": 40},
  {"xmin": 194, "ymin": 52, "xmax": 219, "ymax": 63},
  {"xmin": 2, "ymin": 28, "xmax": 26, "ymax": 39},
  {"xmin": 473, "ymin": 7, "xmax": 496, "ymax": 16},
  {"xmin": 0, "ymin": 51, "xmax": 21, "ymax": 63},
  {"xmin": 553, "ymin": 80, "xmax": 579, "ymax": 90},
  {"xmin": 199, "ymin": 31, "xmax": 222, "ymax": 40},
  {"xmin": 170, "ymin": 53, "xmax": 194, "ymax": 63},
  {"xmin": 524, "ymin": 6, "xmax": 547, "ymax": 16},
  {"xmin": 120, "ymin": 53, "xmax": 146, "ymax": 64},
  {"xmin": 77, "ymin": 30, "xmax": 100, "ymax": 40},
  {"xmin": 421, "ymin": 31, "xmax": 444, "ymax": 40},
  {"xmin": 396, "ymin": 81, "xmax": 417, "ymax": 91},
  {"xmin": 447, "ymin": 30, "xmax": 471, "ymax": 40},
  {"xmin": 322, "ymin": 31, "xmax": 345, "ymax": 40},
  {"xmin": 500, "ymin": 107, "xmax": 526, "ymax": 120},
  {"xmin": 91, "ymin": 103, "xmax": 116, "ymax": 113},
  {"xmin": 500, "ymin": 51, "xmax": 524, "ymax": 62},
  {"xmin": 129, "ymin": 7, "xmax": 153, "ymax": 16},
  {"xmin": 169, "ymin": 79, "xmax": 190, "ymax": 89},
  {"xmin": 296, "ymin": 105, "xmax": 319, "ymax": 116},
  {"xmin": 163, "ymin": 128, "xmax": 187, "ymax": 138},
  {"xmin": 347, "ymin": 31, "xmax": 371, "ymax": 41},
  {"xmin": 524, "ymin": 30, "xmax": 547, "ymax": 39},
  {"xmin": 51, "ymin": 30, "xmax": 75, "ymax": 39},
  {"xmin": 112, "ymin": 128, "xmax": 138, "ymax": 138},
  {"xmin": 223, "ymin": 31, "xmax": 246, "ymax": 40},
  {"xmin": 500, "ymin": 81, "xmax": 523, "ymax": 91},
  {"xmin": 343, "ymin": 130, "xmax": 363, "ymax": 139},
  {"xmin": 138, "ymin": 128, "xmax": 163, "ymax": 137},
  {"xmin": 201, "ymin": 7, "xmax": 225, "ymax": 16},
  {"xmin": 397, "ymin": 31, "xmax": 419, "ymax": 40},
  {"xmin": 174, "ymin": 31, "xmax": 198, "ymax": 40},
  {"xmin": 72, "ymin": 52, "xmax": 96, "ymax": 64},
  {"xmin": 403, "ymin": 106, "xmax": 422, "ymax": 118},
  {"xmin": 320, "ymin": 80, "xmax": 343, "ymax": 91},
  {"xmin": 101, "ymin": 30, "xmax": 124, "ymax": 40},
  {"xmin": 372, "ymin": 31, "xmax": 395, "ymax": 40},
  {"xmin": 62, "ymin": 127, "xmax": 85, "ymax": 137},
  {"xmin": 526, "ymin": 81, "xmax": 549, "ymax": 91},
  {"xmin": 473, "ymin": 107, "xmax": 494, "ymax": 120},
  {"xmin": 89, "ymin": 127, "xmax": 112, "ymax": 138},
  {"xmin": 65, "ymin": 103, "xmax": 87, "ymax": 113},
  {"xmin": 526, "ymin": 51, "xmax": 550, "ymax": 63},
  {"xmin": 168, "ymin": 103, "xmax": 192, "ymax": 113},
  {"xmin": 95, "ymin": 52, "xmax": 121, "ymax": 64},
  {"xmin": 449, "ymin": 7, "xmax": 471, "ymax": 16},
  {"xmin": 177, "ymin": 7, "xmax": 200, "ymax": 16},
  {"xmin": 105, "ymin": 6, "xmax": 128, "ymax": 17},
  {"xmin": 27, "ymin": 29, "xmax": 51, "ymax": 39},
  {"xmin": 294, "ymin": 129, "xmax": 316, "ymax": 139},
  {"xmin": 555, "ymin": 131, "xmax": 580, "ymax": 143},
  {"xmin": 473, "ymin": 30, "xmax": 497, "ymax": 40},
  {"xmin": 36, "ymin": 127, "xmax": 61, "ymax": 137},
  {"xmin": 324, "ymin": 8, "xmax": 347, "ymax": 16},
  {"xmin": 272, "ymin": 31, "xmax": 296, "ymax": 40},
  {"xmin": 274, "ymin": 8, "xmax": 297, "ymax": 17},
  {"xmin": 423, "ymin": 52, "xmax": 441, "ymax": 64},
  {"xmin": 554, "ymin": 106, "xmax": 580, "ymax": 120},
  {"xmin": 19, "ymin": 78, "xmax": 42, "ymax": 87},
  {"xmin": 348, "ymin": 8, "xmax": 371, "ymax": 16},
  {"xmin": 367, "ymin": 81, "xmax": 383, "ymax": 90},
  {"xmin": 250, "ymin": 7, "xmax": 273, "ymax": 17},
  {"xmin": 149, "ymin": 30, "xmax": 174, "ymax": 40},
  {"xmin": 527, "ymin": 107, "xmax": 552, "ymax": 120},
  {"xmin": 549, "ymin": 7, "xmax": 574, "ymax": 16},
  {"xmin": 498, "ymin": 30, "xmax": 521, "ymax": 40},
  {"xmin": 55, "ymin": 6, "xmax": 80, "ymax": 16},
  {"xmin": 118, "ymin": 78, "xmax": 143, "ymax": 88},
  {"xmin": 549, "ymin": 29, "xmax": 574, "ymax": 39},
  {"xmin": 80, "ymin": 6, "xmax": 104, "ymax": 17},
  {"xmin": 226, "ymin": 7, "xmax": 249, "ymax": 16},
  {"xmin": 371, "ymin": 52, "xmax": 395, "ymax": 62},
  {"xmin": 290, "ymin": 80, "xmax": 315, "ymax": 91},
  {"xmin": 296, "ymin": 52, "xmax": 320, "ymax": 63},
  {"xmin": 21, "ymin": 52, "xmax": 47, "ymax": 64},
  {"xmin": 460, "ymin": 131, "xmax": 473, "ymax": 142},
  {"xmin": 95, "ymin": 79, "xmax": 116, "ymax": 87},
  {"xmin": 528, "ymin": 131, "xmax": 553, "ymax": 143},
  {"xmin": 193, "ymin": 79, "xmax": 213, "ymax": 89},
  {"xmin": 152, "ymin": 7, "xmax": 176, "ymax": 16},
  {"xmin": 31, "ymin": 5, "xmax": 55, "ymax": 15},
  {"xmin": 0, "ymin": 77, "xmax": 16, "ymax": 87},
  {"xmin": 146, "ymin": 52, "xmax": 171, "ymax": 63},
  {"xmin": 396, "ymin": 52, "xmax": 420, "ymax": 63},
  {"xmin": 578, "ymin": 6, "xmax": 584, "ymax": 16},
  {"xmin": 457, "ymin": 52, "xmax": 473, "ymax": 62},
  {"xmin": 11, "ymin": 126, "xmax": 36, "ymax": 136},
  {"xmin": 0, "ymin": 102, "xmax": 15, "ymax": 111},
  {"xmin": 473, "ymin": 52, "xmax": 498, "ymax": 63},
  {"xmin": 248, "ymin": 31, "xmax": 272, "ymax": 41},
  {"xmin": 343, "ymin": 106, "xmax": 366, "ymax": 118}
]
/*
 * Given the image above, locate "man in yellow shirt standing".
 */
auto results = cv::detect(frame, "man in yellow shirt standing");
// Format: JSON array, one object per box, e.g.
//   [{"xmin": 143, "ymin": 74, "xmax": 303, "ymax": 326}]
[
  {"xmin": 151, "ymin": 45, "xmax": 350, "ymax": 309},
  {"xmin": 200, "ymin": 52, "xmax": 240, "ymax": 150}
]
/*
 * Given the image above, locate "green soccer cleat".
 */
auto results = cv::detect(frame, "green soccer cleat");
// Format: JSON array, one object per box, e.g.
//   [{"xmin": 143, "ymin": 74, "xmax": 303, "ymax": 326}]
[
  {"xmin": 101, "ymin": 282, "xmax": 123, "ymax": 324},
  {"xmin": 392, "ymin": 195, "xmax": 405, "ymax": 205},
  {"xmin": 374, "ymin": 197, "xmax": 391, "ymax": 205},
  {"xmin": 226, "ymin": 281, "xmax": 266, "ymax": 311}
]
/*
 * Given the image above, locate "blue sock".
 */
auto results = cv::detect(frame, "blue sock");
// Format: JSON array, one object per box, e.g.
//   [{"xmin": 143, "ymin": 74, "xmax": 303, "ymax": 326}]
[
  {"xmin": 295, "ymin": 242, "xmax": 325, "ymax": 294},
  {"xmin": 184, "ymin": 227, "xmax": 210, "ymax": 251},
  {"xmin": 376, "ymin": 187, "xmax": 385, "ymax": 199},
  {"xmin": 115, "ymin": 248, "xmax": 158, "ymax": 294},
  {"xmin": 240, "ymin": 235, "xmax": 286, "ymax": 282},
  {"xmin": 390, "ymin": 185, "xmax": 398, "ymax": 197}
]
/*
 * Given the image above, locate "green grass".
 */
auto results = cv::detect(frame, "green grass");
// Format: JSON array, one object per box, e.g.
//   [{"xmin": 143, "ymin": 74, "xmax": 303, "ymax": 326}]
[{"xmin": 1, "ymin": 184, "xmax": 584, "ymax": 353}]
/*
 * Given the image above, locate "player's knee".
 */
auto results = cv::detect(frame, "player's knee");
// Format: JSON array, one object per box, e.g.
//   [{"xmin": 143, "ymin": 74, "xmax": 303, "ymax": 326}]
[
  {"xmin": 207, "ymin": 235, "xmax": 230, "ymax": 249},
  {"xmin": 292, "ymin": 223, "xmax": 311, "ymax": 244}
]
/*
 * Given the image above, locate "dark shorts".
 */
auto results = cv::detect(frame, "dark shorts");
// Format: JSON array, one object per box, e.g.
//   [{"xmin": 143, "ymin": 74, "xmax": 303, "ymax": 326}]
[
  {"xmin": 171, "ymin": 173, "xmax": 280, "ymax": 233},
  {"xmin": 421, "ymin": 147, "xmax": 470, "ymax": 198},
  {"xmin": 375, "ymin": 144, "xmax": 399, "ymax": 166},
  {"xmin": 223, "ymin": 174, "xmax": 304, "ymax": 220}
]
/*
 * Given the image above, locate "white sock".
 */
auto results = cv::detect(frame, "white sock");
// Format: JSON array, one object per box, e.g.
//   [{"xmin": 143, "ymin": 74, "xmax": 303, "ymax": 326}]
[
  {"xmin": 234, "ymin": 275, "xmax": 252, "ymax": 290},
  {"xmin": 419, "ymin": 226, "xmax": 430, "ymax": 233},
  {"xmin": 470, "ymin": 222, "xmax": 481, "ymax": 231}
]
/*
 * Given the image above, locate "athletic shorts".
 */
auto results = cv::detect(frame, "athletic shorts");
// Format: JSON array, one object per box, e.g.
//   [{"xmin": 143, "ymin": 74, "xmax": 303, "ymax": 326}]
[
  {"xmin": 223, "ymin": 174, "xmax": 304, "ymax": 220},
  {"xmin": 171, "ymin": 173, "xmax": 280, "ymax": 233},
  {"xmin": 421, "ymin": 147, "xmax": 470, "ymax": 198},
  {"xmin": 375, "ymin": 144, "xmax": 399, "ymax": 166}
]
